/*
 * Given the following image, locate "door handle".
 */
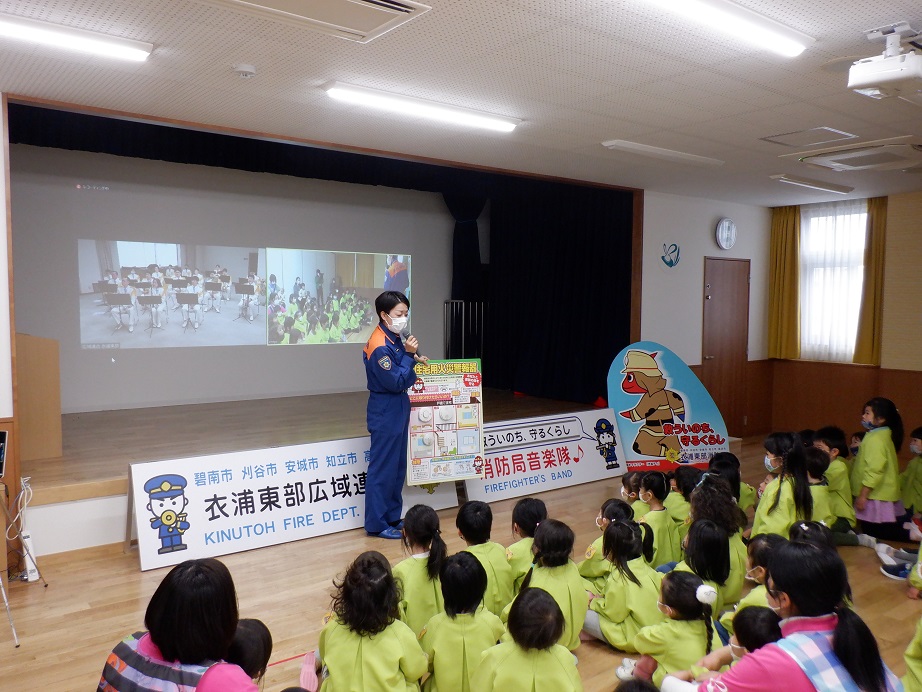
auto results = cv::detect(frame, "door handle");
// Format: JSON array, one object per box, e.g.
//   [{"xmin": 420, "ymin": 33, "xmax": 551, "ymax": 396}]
[{"xmin": 704, "ymin": 355, "xmax": 715, "ymax": 360}]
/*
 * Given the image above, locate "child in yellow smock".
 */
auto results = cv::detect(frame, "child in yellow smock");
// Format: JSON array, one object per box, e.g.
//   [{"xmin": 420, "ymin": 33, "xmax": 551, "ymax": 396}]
[
  {"xmin": 393, "ymin": 504, "xmax": 447, "ymax": 635},
  {"xmin": 639, "ymin": 471, "xmax": 682, "ymax": 568},
  {"xmin": 505, "ymin": 497, "xmax": 547, "ymax": 595},
  {"xmin": 457, "ymin": 501, "xmax": 513, "ymax": 617},
  {"xmin": 577, "ymin": 498, "xmax": 634, "ymax": 594},
  {"xmin": 672, "ymin": 519, "xmax": 729, "ymax": 618},
  {"xmin": 622, "ymin": 472, "xmax": 651, "ymax": 519},
  {"xmin": 666, "ymin": 466, "xmax": 703, "ymax": 542},
  {"xmin": 813, "ymin": 426, "xmax": 863, "ymax": 547},
  {"xmin": 718, "ymin": 533, "xmax": 784, "ymax": 637},
  {"xmin": 901, "ymin": 426, "xmax": 922, "ymax": 519},
  {"xmin": 751, "ymin": 432, "xmax": 813, "ymax": 538},
  {"xmin": 804, "ymin": 447, "xmax": 836, "ymax": 528}
]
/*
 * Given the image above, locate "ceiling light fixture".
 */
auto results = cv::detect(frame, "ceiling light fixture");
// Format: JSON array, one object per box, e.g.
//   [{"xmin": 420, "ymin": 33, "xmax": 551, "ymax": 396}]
[
  {"xmin": 0, "ymin": 13, "xmax": 153, "ymax": 61},
  {"xmin": 770, "ymin": 174, "xmax": 854, "ymax": 194},
  {"xmin": 601, "ymin": 139, "xmax": 724, "ymax": 166},
  {"xmin": 324, "ymin": 82, "xmax": 520, "ymax": 133},
  {"xmin": 639, "ymin": 0, "xmax": 815, "ymax": 57}
]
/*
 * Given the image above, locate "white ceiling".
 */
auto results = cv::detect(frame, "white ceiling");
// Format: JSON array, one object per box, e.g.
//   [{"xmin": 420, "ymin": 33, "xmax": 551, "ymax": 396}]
[{"xmin": 1, "ymin": 0, "xmax": 922, "ymax": 206}]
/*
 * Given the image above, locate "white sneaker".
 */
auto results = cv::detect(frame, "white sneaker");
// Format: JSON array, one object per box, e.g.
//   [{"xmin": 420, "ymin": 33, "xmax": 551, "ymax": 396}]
[
  {"xmin": 182, "ymin": 320, "xmax": 188, "ymax": 327},
  {"xmin": 856, "ymin": 534, "xmax": 877, "ymax": 548},
  {"xmin": 615, "ymin": 658, "xmax": 637, "ymax": 681},
  {"xmin": 128, "ymin": 326, "xmax": 134, "ymax": 333},
  {"xmin": 194, "ymin": 321, "xmax": 199, "ymax": 329}
]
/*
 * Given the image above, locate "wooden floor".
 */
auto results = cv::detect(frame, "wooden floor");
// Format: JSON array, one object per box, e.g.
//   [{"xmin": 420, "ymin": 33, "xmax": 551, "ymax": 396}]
[
  {"xmin": 4, "ymin": 434, "xmax": 921, "ymax": 689},
  {"xmin": 27, "ymin": 388, "xmax": 588, "ymax": 505}
]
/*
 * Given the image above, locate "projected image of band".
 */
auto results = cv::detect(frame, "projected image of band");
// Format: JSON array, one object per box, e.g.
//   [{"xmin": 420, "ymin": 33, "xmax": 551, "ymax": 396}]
[
  {"xmin": 78, "ymin": 240, "xmax": 267, "ymax": 349},
  {"xmin": 266, "ymin": 249, "xmax": 410, "ymax": 345}
]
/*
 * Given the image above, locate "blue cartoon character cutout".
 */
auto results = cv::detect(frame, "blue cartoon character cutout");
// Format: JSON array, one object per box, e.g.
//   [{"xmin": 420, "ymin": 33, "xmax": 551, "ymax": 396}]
[
  {"xmin": 144, "ymin": 474, "xmax": 190, "ymax": 555},
  {"xmin": 594, "ymin": 418, "xmax": 620, "ymax": 470}
]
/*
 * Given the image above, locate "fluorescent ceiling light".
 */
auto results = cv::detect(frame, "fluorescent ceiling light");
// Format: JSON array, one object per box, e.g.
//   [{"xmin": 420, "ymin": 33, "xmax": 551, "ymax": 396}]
[
  {"xmin": 0, "ymin": 13, "xmax": 153, "ymax": 62},
  {"xmin": 324, "ymin": 82, "xmax": 520, "ymax": 133},
  {"xmin": 601, "ymin": 139, "xmax": 724, "ymax": 166},
  {"xmin": 770, "ymin": 174, "xmax": 854, "ymax": 194},
  {"xmin": 639, "ymin": 0, "xmax": 815, "ymax": 57}
]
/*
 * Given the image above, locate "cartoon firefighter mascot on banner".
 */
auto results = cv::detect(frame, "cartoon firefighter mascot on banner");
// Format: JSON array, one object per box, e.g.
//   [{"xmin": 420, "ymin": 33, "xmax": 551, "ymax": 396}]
[{"xmin": 618, "ymin": 350, "xmax": 686, "ymax": 457}]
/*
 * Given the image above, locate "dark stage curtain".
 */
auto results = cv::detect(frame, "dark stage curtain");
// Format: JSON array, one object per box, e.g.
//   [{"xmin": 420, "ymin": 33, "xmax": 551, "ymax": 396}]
[
  {"xmin": 486, "ymin": 182, "xmax": 634, "ymax": 404},
  {"xmin": 443, "ymin": 194, "xmax": 486, "ymax": 301}
]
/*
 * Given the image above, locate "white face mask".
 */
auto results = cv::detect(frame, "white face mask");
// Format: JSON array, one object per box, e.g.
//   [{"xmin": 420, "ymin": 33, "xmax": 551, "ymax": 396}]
[
  {"xmin": 744, "ymin": 567, "xmax": 761, "ymax": 583},
  {"xmin": 729, "ymin": 642, "xmax": 746, "ymax": 662},
  {"xmin": 387, "ymin": 315, "xmax": 408, "ymax": 334},
  {"xmin": 764, "ymin": 455, "xmax": 780, "ymax": 473},
  {"xmin": 912, "ymin": 443, "xmax": 922, "ymax": 456},
  {"xmin": 595, "ymin": 516, "xmax": 604, "ymax": 530}
]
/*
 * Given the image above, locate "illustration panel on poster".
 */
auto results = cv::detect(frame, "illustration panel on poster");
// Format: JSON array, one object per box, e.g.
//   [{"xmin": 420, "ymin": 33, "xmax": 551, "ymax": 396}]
[
  {"xmin": 464, "ymin": 409, "xmax": 624, "ymax": 503},
  {"xmin": 607, "ymin": 341, "xmax": 728, "ymax": 472},
  {"xmin": 407, "ymin": 359, "xmax": 484, "ymax": 485}
]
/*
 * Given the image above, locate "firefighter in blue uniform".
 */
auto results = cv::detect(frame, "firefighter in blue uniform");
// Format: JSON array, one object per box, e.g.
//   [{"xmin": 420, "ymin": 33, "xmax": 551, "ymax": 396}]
[
  {"xmin": 144, "ymin": 474, "xmax": 190, "ymax": 554},
  {"xmin": 362, "ymin": 290, "xmax": 426, "ymax": 539}
]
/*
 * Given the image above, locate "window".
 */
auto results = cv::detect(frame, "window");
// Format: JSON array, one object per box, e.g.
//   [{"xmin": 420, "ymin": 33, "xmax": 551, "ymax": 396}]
[
  {"xmin": 799, "ymin": 199, "xmax": 867, "ymax": 362},
  {"xmin": 116, "ymin": 241, "xmax": 180, "ymax": 269}
]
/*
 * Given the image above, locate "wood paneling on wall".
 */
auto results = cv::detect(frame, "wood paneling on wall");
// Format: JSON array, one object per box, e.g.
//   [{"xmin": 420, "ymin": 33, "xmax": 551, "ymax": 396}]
[
  {"xmin": 770, "ymin": 360, "xmax": 878, "ymax": 434},
  {"xmin": 745, "ymin": 360, "xmax": 774, "ymax": 437}
]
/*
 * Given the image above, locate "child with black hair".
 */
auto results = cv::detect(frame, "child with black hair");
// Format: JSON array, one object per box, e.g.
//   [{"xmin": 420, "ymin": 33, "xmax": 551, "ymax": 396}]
[
  {"xmin": 788, "ymin": 520, "xmax": 835, "ymax": 549},
  {"xmin": 420, "ymin": 552, "xmax": 504, "ymax": 692},
  {"xmin": 317, "ymin": 551, "xmax": 427, "ymax": 690},
  {"xmin": 456, "ymin": 501, "xmax": 513, "ymax": 617},
  {"xmin": 901, "ymin": 426, "xmax": 922, "ymax": 526},
  {"xmin": 849, "ymin": 430, "xmax": 865, "ymax": 467},
  {"xmin": 718, "ymin": 533, "xmax": 785, "ymax": 638},
  {"xmin": 674, "ymin": 519, "xmax": 729, "ymax": 617},
  {"xmin": 506, "ymin": 519, "xmax": 588, "ymax": 651},
  {"xmin": 620, "ymin": 571, "xmax": 719, "ymax": 687},
  {"xmin": 226, "ymin": 618, "xmax": 273, "ymax": 685},
  {"xmin": 393, "ymin": 504, "xmax": 448, "ymax": 635},
  {"xmin": 506, "ymin": 497, "xmax": 548, "ymax": 594},
  {"xmin": 709, "ymin": 452, "xmax": 756, "ymax": 513},
  {"xmin": 803, "ymin": 447, "xmax": 836, "ymax": 527},
  {"xmin": 615, "ymin": 681, "xmax": 659, "ymax": 692},
  {"xmin": 471, "ymin": 587, "xmax": 583, "ymax": 691},
  {"xmin": 751, "ymin": 432, "xmax": 814, "ymax": 538},
  {"xmin": 665, "ymin": 467, "xmax": 703, "ymax": 542},
  {"xmin": 639, "ymin": 471, "xmax": 681, "ymax": 567},
  {"xmin": 813, "ymin": 425, "xmax": 862, "ymax": 546},
  {"xmin": 622, "ymin": 472, "xmax": 651, "ymax": 519},
  {"xmin": 583, "ymin": 521, "xmax": 664, "ymax": 652},
  {"xmin": 578, "ymin": 498, "xmax": 634, "ymax": 594},
  {"xmin": 688, "ymin": 475, "xmax": 746, "ymax": 607}
]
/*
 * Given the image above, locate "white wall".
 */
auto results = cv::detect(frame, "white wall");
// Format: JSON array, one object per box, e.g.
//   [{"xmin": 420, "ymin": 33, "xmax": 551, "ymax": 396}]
[
  {"xmin": 641, "ymin": 191, "xmax": 771, "ymax": 365},
  {"xmin": 11, "ymin": 145, "xmax": 453, "ymax": 412}
]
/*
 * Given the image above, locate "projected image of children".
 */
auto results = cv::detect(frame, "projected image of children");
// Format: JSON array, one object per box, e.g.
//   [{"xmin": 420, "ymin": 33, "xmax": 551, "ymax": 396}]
[
  {"xmin": 77, "ymin": 240, "xmax": 267, "ymax": 349},
  {"xmin": 265, "ymin": 249, "xmax": 408, "ymax": 346}
]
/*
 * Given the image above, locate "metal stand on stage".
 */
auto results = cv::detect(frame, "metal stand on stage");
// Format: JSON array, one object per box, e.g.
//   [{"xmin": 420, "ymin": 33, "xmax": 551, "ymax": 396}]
[{"xmin": 234, "ymin": 283, "xmax": 256, "ymax": 323}]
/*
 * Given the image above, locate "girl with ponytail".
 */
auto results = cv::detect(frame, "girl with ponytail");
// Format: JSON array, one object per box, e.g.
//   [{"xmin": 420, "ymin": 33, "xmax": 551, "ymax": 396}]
[
  {"xmin": 582, "ymin": 520, "xmax": 666, "ymax": 652},
  {"xmin": 660, "ymin": 541, "xmax": 901, "ymax": 692},
  {"xmin": 620, "ymin": 571, "xmax": 718, "ymax": 687},
  {"xmin": 392, "ymin": 504, "xmax": 448, "ymax": 635},
  {"xmin": 505, "ymin": 519, "xmax": 588, "ymax": 651},
  {"xmin": 751, "ymin": 432, "xmax": 814, "ymax": 538}
]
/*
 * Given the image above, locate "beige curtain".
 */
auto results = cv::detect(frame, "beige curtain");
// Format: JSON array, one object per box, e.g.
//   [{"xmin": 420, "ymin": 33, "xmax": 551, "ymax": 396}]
[
  {"xmin": 853, "ymin": 197, "xmax": 887, "ymax": 364},
  {"xmin": 767, "ymin": 205, "xmax": 801, "ymax": 359}
]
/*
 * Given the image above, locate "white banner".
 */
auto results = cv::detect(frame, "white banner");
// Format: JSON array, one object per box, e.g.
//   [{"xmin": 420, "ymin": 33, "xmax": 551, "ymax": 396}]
[
  {"xmin": 131, "ymin": 437, "xmax": 458, "ymax": 571},
  {"xmin": 464, "ymin": 409, "xmax": 625, "ymax": 503}
]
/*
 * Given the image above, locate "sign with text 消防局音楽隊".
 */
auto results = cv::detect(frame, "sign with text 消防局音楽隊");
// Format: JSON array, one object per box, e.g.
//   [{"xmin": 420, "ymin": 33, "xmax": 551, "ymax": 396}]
[
  {"xmin": 130, "ymin": 437, "xmax": 458, "ymax": 571},
  {"xmin": 608, "ymin": 341, "xmax": 728, "ymax": 472},
  {"xmin": 407, "ymin": 359, "xmax": 485, "ymax": 485},
  {"xmin": 463, "ymin": 409, "xmax": 625, "ymax": 503}
]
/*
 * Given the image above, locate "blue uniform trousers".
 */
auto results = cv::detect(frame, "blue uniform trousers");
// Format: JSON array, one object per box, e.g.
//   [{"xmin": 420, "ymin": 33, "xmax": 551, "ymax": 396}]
[{"xmin": 365, "ymin": 391, "xmax": 410, "ymax": 533}]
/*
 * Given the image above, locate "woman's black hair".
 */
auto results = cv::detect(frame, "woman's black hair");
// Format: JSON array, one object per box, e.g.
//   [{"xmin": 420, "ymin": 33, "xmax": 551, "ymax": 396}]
[
  {"xmin": 439, "ymin": 552, "xmax": 488, "ymax": 617},
  {"xmin": 684, "ymin": 519, "xmax": 730, "ymax": 586},
  {"xmin": 331, "ymin": 551, "xmax": 400, "ymax": 636},
  {"xmin": 803, "ymin": 446, "xmax": 831, "ymax": 480},
  {"xmin": 689, "ymin": 474, "xmax": 746, "ymax": 536},
  {"xmin": 402, "ymin": 504, "xmax": 447, "ymax": 581},
  {"xmin": 707, "ymin": 455, "xmax": 742, "ymax": 501},
  {"xmin": 769, "ymin": 541, "xmax": 886, "ymax": 692},
  {"xmin": 602, "ymin": 521, "xmax": 646, "ymax": 586},
  {"xmin": 145, "ymin": 558, "xmax": 239, "ymax": 664},
  {"xmin": 375, "ymin": 291, "xmax": 409, "ymax": 319},
  {"xmin": 512, "ymin": 497, "xmax": 548, "ymax": 538},
  {"xmin": 226, "ymin": 618, "xmax": 273, "ymax": 682},
  {"xmin": 507, "ymin": 587, "xmax": 564, "ymax": 651},
  {"xmin": 814, "ymin": 425, "xmax": 848, "ymax": 459},
  {"xmin": 640, "ymin": 471, "xmax": 670, "ymax": 502},
  {"xmin": 747, "ymin": 533, "xmax": 786, "ymax": 570},
  {"xmin": 601, "ymin": 498, "xmax": 634, "ymax": 522},
  {"xmin": 660, "ymin": 571, "xmax": 714, "ymax": 655},
  {"xmin": 788, "ymin": 520, "xmax": 835, "ymax": 549},
  {"xmin": 764, "ymin": 432, "xmax": 813, "ymax": 521},
  {"xmin": 732, "ymin": 606, "xmax": 781, "ymax": 652},
  {"xmin": 865, "ymin": 397, "xmax": 905, "ymax": 451},
  {"xmin": 674, "ymin": 466, "xmax": 705, "ymax": 501},
  {"xmin": 521, "ymin": 519, "xmax": 575, "ymax": 590}
]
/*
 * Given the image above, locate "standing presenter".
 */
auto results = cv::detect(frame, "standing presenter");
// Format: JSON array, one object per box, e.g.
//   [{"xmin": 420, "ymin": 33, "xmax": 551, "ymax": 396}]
[{"xmin": 362, "ymin": 291, "xmax": 428, "ymax": 538}]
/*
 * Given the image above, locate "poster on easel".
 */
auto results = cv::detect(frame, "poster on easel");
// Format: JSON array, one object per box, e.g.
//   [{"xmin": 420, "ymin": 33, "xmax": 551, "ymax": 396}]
[
  {"xmin": 608, "ymin": 341, "xmax": 729, "ymax": 472},
  {"xmin": 406, "ymin": 359, "xmax": 484, "ymax": 485}
]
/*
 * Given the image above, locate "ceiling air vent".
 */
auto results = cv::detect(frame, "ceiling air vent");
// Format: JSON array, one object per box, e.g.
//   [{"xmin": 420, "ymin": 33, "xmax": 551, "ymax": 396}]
[
  {"xmin": 200, "ymin": 0, "xmax": 431, "ymax": 42},
  {"xmin": 780, "ymin": 136, "xmax": 922, "ymax": 171}
]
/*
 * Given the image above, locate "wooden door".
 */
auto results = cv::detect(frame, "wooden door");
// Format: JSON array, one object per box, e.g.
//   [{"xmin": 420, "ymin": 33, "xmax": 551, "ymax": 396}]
[{"xmin": 701, "ymin": 258, "xmax": 750, "ymax": 437}]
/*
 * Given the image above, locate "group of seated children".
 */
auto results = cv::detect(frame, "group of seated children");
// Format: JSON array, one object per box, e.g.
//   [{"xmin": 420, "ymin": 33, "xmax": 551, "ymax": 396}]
[{"xmin": 268, "ymin": 286, "xmax": 372, "ymax": 345}]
